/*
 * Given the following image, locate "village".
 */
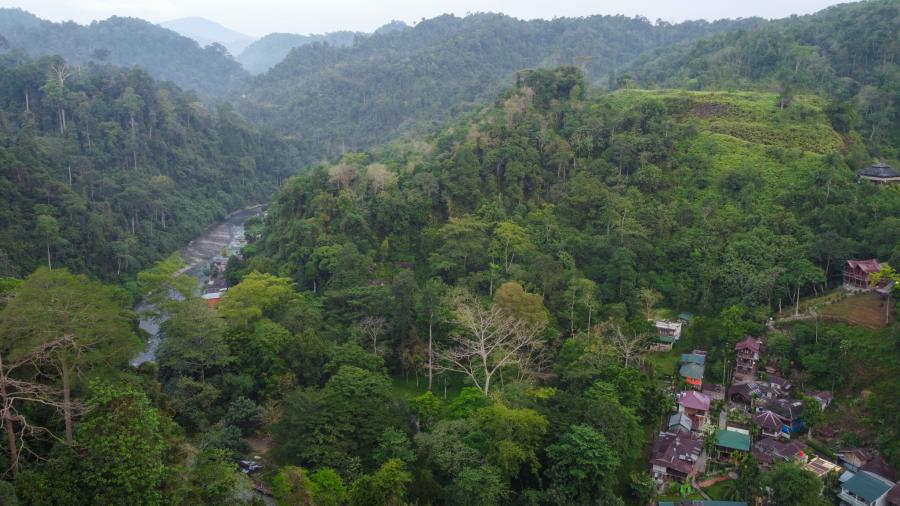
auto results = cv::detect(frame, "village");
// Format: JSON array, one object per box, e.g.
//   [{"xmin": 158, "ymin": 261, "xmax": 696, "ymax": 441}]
[{"xmin": 647, "ymin": 258, "xmax": 899, "ymax": 506}]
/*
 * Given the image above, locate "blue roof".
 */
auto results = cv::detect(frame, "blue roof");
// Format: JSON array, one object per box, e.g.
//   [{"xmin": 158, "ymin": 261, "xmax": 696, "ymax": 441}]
[
  {"xmin": 682, "ymin": 353, "xmax": 706, "ymax": 365},
  {"xmin": 680, "ymin": 362, "xmax": 705, "ymax": 379},
  {"xmin": 842, "ymin": 472, "xmax": 892, "ymax": 503}
]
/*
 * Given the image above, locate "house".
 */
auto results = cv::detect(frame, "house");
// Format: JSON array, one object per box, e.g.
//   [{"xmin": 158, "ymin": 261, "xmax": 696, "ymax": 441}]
[
  {"xmin": 650, "ymin": 431, "xmax": 704, "ymax": 483},
  {"xmin": 844, "ymin": 259, "xmax": 883, "ymax": 291},
  {"xmin": 840, "ymin": 449, "xmax": 874, "ymax": 473},
  {"xmin": 680, "ymin": 351, "xmax": 707, "ymax": 389},
  {"xmin": 677, "ymin": 312, "xmax": 695, "ymax": 325},
  {"xmin": 734, "ymin": 336, "xmax": 762, "ymax": 377},
  {"xmin": 701, "ymin": 381, "xmax": 725, "ymax": 401},
  {"xmin": 677, "ymin": 391, "xmax": 711, "ymax": 429},
  {"xmin": 653, "ymin": 320, "xmax": 684, "ymax": 350},
  {"xmin": 857, "ymin": 163, "xmax": 900, "ymax": 185},
  {"xmin": 861, "ymin": 456, "xmax": 898, "ymax": 484},
  {"xmin": 202, "ymin": 290, "xmax": 224, "ymax": 308},
  {"xmin": 810, "ymin": 391, "xmax": 833, "ymax": 411},
  {"xmin": 886, "ymin": 484, "xmax": 900, "ymax": 506},
  {"xmin": 761, "ymin": 398, "xmax": 805, "ymax": 437},
  {"xmin": 753, "ymin": 410, "xmax": 784, "ymax": 439},
  {"xmin": 766, "ymin": 375, "xmax": 793, "ymax": 396},
  {"xmin": 656, "ymin": 320, "xmax": 683, "ymax": 340},
  {"xmin": 839, "ymin": 471, "xmax": 894, "ymax": 506},
  {"xmin": 728, "ymin": 381, "xmax": 779, "ymax": 405},
  {"xmin": 668, "ymin": 412, "xmax": 693, "ymax": 434},
  {"xmin": 752, "ymin": 437, "xmax": 807, "ymax": 468},
  {"xmin": 715, "ymin": 428, "xmax": 751, "ymax": 458},
  {"xmin": 806, "ymin": 457, "xmax": 842, "ymax": 478}
]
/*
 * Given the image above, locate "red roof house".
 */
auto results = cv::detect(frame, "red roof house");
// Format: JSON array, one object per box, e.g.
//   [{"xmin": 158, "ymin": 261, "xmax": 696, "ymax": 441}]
[
  {"xmin": 843, "ymin": 259, "xmax": 883, "ymax": 290},
  {"xmin": 677, "ymin": 391, "xmax": 711, "ymax": 428},
  {"xmin": 735, "ymin": 336, "xmax": 762, "ymax": 376}
]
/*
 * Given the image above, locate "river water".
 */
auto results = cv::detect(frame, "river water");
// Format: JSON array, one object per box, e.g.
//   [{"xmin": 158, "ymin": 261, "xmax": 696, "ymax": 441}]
[{"xmin": 131, "ymin": 206, "xmax": 262, "ymax": 367}]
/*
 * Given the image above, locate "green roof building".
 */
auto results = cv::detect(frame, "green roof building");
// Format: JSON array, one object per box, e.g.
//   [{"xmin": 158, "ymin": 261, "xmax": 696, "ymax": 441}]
[
  {"xmin": 715, "ymin": 429, "xmax": 750, "ymax": 452},
  {"xmin": 839, "ymin": 471, "xmax": 893, "ymax": 506}
]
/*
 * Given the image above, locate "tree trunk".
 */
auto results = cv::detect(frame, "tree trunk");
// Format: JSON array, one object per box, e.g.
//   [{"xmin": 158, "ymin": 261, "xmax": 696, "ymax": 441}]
[
  {"xmin": 24, "ymin": 90, "xmax": 30, "ymax": 114},
  {"xmin": 0, "ymin": 355, "xmax": 18, "ymax": 477},
  {"xmin": 47, "ymin": 241, "xmax": 52, "ymax": 270},
  {"xmin": 61, "ymin": 356, "xmax": 73, "ymax": 446},
  {"xmin": 427, "ymin": 313, "xmax": 434, "ymax": 392}
]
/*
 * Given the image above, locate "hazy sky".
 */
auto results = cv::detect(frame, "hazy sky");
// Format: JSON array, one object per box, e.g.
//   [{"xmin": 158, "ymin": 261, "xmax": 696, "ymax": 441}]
[{"xmin": 2, "ymin": 0, "xmax": 848, "ymax": 37}]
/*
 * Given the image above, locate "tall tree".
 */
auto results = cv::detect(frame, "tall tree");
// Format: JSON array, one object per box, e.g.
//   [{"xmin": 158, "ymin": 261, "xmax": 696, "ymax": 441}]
[{"xmin": 0, "ymin": 268, "xmax": 138, "ymax": 445}]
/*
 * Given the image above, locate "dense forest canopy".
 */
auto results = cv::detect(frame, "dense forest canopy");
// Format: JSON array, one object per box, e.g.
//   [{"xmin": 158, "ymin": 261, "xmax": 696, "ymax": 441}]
[
  {"xmin": 0, "ymin": 8, "xmax": 249, "ymax": 97},
  {"xmin": 0, "ymin": 53, "xmax": 299, "ymax": 279},
  {"xmin": 236, "ymin": 13, "xmax": 766, "ymax": 159},
  {"xmin": 0, "ymin": 1, "xmax": 898, "ymax": 505}
]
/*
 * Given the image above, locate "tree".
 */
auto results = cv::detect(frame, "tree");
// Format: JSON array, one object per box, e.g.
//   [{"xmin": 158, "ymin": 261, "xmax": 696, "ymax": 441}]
[
  {"xmin": 416, "ymin": 278, "xmax": 448, "ymax": 391},
  {"xmin": 309, "ymin": 468, "xmax": 347, "ymax": 506},
  {"xmin": 357, "ymin": 316, "xmax": 388, "ymax": 355},
  {"xmin": 802, "ymin": 397, "xmax": 824, "ymax": 435},
  {"xmin": 35, "ymin": 214, "xmax": 59, "ymax": 270},
  {"xmin": 493, "ymin": 281, "xmax": 549, "ymax": 329},
  {"xmin": 79, "ymin": 379, "xmax": 164, "ymax": 505},
  {"xmin": 448, "ymin": 466, "xmax": 507, "ymax": 506},
  {"xmin": 437, "ymin": 293, "xmax": 545, "ymax": 395},
  {"xmin": 870, "ymin": 263, "xmax": 899, "ymax": 325},
  {"xmin": 0, "ymin": 268, "xmax": 139, "ymax": 445},
  {"xmin": 472, "ymin": 403, "xmax": 549, "ymax": 479},
  {"xmin": 489, "ymin": 221, "xmax": 534, "ymax": 274},
  {"xmin": 763, "ymin": 463, "xmax": 826, "ymax": 506},
  {"xmin": 218, "ymin": 271, "xmax": 296, "ymax": 327},
  {"xmin": 348, "ymin": 458, "xmax": 411, "ymax": 506},
  {"xmin": 629, "ymin": 471, "xmax": 656, "ymax": 505},
  {"xmin": 158, "ymin": 297, "xmax": 231, "ymax": 383},
  {"xmin": 638, "ymin": 287, "xmax": 662, "ymax": 320},
  {"xmin": 272, "ymin": 466, "xmax": 314, "ymax": 506},
  {"xmin": 606, "ymin": 322, "xmax": 650, "ymax": 368},
  {"xmin": 544, "ymin": 425, "xmax": 621, "ymax": 505}
]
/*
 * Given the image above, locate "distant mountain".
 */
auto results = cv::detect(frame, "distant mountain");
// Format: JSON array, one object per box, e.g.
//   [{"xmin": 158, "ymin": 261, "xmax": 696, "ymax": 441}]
[
  {"xmin": 237, "ymin": 31, "xmax": 361, "ymax": 74},
  {"xmin": 0, "ymin": 9, "xmax": 248, "ymax": 97},
  {"xmin": 236, "ymin": 13, "xmax": 765, "ymax": 160},
  {"xmin": 161, "ymin": 16, "xmax": 256, "ymax": 56}
]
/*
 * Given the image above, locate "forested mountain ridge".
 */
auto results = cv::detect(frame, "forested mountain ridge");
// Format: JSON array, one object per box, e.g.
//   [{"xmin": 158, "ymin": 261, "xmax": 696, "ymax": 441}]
[
  {"xmin": 620, "ymin": 0, "xmax": 900, "ymax": 158},
  {"xmin": 251, "ymin": 67, "xmax": 897, "ymax": 322},
  {"xmin": 0, "ymin": 54, "xmax": 299, "ymax": 279},
  {"xmin": 236, "ymin": 13, "xmax": 766, "ymax": 160},
  {"xmin": 236, "ymin": 31, "xmax": 362, "ymax": 74},
  {"xmin": 218, "ymin": 68, "xmax": 900, "ymax": 502},
  {"xmin": 0, "ymin": 8, "xmax": 249, "ymax": 97}
]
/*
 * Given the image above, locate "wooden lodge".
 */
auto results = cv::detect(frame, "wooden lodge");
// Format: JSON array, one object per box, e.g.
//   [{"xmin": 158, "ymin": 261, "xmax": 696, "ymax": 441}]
[{"xmin": 843, "ymin": 259, "xmax": 882, "ymax": 291}]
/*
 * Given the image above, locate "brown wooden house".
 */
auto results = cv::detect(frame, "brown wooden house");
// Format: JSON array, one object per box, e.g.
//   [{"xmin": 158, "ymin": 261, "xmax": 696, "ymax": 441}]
[
  {"xmin": 843, "ymin": 259, "xmax": 882, "ymax": 290},
  {"xmin": 735, "ymin": 336, "xmax": 762, "ymax": 377}
]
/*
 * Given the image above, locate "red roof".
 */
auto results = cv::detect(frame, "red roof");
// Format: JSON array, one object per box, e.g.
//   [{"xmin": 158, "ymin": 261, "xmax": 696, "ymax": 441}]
[
  {"xmin": 677, "ymin": 390, "xmax": 711, "ymax": 412},
  {"xmin": 735, "ymin": 336, "xmax": 761, "ymax": 353},
  {"xmin": 846, "ymin": 259, "xmax": 882, "ymax": 274}
]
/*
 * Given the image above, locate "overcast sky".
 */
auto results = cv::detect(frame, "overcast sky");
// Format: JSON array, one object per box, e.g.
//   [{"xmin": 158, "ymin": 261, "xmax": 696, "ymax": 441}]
[{"xmin": 2, "ymin": 0, "xmax": 849, "ymax": 37}]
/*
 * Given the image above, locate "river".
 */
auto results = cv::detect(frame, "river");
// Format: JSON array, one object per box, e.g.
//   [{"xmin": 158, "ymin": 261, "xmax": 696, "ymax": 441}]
[{"xmin": 130, "ymin": 206, "xmax": 263, "ymax": 367}]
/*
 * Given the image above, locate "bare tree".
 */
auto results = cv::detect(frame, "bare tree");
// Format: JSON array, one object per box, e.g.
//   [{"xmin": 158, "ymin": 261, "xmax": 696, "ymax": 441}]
[
  {"xmin": 357, "ymin": 316, "xmax": 387, "ymax": 355},
  {"xmin": 0, "ymin": 335, "xmax": 80, "ymax": 477},
  {"xmin": 607, "ymin": 324, "xmax": 650, "ymax": 368},
  {"xmin": 437, "ymin": 295, "xmax": 545, "ymax": 395}
]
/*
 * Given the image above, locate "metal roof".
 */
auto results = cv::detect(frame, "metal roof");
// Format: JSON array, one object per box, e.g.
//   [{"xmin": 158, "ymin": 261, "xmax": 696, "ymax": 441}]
[
  {"xmin": 842, "ymin": 471, "xmax": 892, "ymax": 503},
  {"xmin": 716, "ymin": 429, "xmax": 750, "ymax": 451}
]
